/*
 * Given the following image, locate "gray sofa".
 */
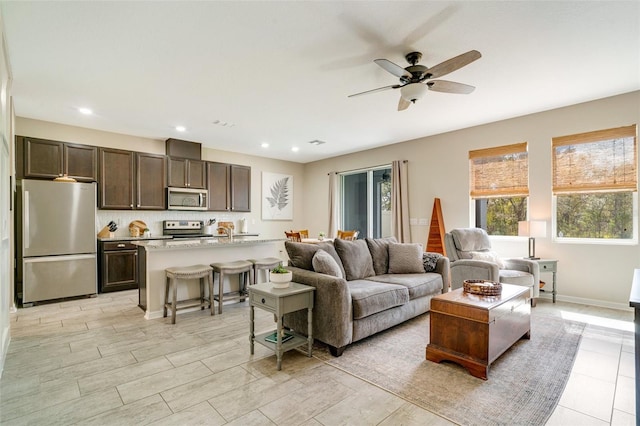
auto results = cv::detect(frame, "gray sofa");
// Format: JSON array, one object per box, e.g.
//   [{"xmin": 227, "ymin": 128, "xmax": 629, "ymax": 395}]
[{"xmin": 283, "ymin": 238, "xmax": 450, "ymax": 356}]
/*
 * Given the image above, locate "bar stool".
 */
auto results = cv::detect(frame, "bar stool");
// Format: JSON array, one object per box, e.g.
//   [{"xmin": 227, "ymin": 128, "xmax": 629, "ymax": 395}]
[
  {"xmin": 164, "ymin": 264, "xmax": 214, "ymax": 324},
  {"xmin": 248, "ymin": 257, "xmax": 282, "ymax": 284},
  {"xmin": 210, "ymin": 260, "xmax": 252, "ymax": 314}
]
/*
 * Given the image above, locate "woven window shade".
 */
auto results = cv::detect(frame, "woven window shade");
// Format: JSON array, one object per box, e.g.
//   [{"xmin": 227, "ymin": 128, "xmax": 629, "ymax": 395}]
[
  {"xmin": 552, "ymin": 125, "xmax": 637, "ymax": 194},
  {"xmin": 469, "ymin": 142, "xmax": 529, "ymax": 198}
]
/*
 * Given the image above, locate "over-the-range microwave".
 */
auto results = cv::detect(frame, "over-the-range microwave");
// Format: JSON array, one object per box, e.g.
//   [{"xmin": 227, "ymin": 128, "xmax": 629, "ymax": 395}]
[{"xmin": 167, "ymin": 187, "xmax": 208, "ymax": 211}]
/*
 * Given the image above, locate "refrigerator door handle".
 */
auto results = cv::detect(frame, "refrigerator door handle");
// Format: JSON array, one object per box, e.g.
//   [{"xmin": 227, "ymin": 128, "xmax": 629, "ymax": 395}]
[
  {"xmin": 24, "ymin": 190, "xmax": 30, "ymax": 249},
  {"xmin": 23, "ymin": 254, "xmax": 96, "ymax": 263}
]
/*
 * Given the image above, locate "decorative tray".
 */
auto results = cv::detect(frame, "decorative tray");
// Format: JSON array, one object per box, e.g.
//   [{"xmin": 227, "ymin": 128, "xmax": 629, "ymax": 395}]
[{"xmin": 463, "ymin": 280, "xmax": 502, "ymax": 296}]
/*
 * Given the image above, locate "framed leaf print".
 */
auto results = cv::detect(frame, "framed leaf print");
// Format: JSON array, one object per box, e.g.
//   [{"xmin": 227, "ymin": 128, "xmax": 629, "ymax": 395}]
[{"xmin": 262, "ymin": 172, "xmax": 293, "ymax": 220}]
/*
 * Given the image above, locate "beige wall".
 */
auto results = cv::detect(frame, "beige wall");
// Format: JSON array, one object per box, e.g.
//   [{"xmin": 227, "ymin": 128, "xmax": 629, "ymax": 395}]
[
  {"xmin": 15, "ymin": 118, "xmax": 306, "ymax": 241},
  {"xmin": 302, "ymin": 91, "xmax": 640, "ymax": 309}
]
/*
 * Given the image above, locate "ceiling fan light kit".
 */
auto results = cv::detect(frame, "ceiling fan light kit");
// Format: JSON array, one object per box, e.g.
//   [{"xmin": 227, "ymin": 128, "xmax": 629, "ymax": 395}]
[
  {"xmin": 400, "ymin": 83, "xmax": 428, "ymax": 102},
  {"xmin": 349, "ymin": 49, "xmax": 482, "ymax": 111}
]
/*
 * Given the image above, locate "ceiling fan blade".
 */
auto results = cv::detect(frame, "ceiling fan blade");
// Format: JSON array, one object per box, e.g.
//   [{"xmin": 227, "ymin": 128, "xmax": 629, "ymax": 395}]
[
  {"xmin": 348, "ymin": 84, "xmax": 400, "ymax": 98},
  {"xmin": 426, "ymin": 50, "xmax": 481, "ymax": 79},
  {"xmin": 427, "ymin": 80, "xmax": 475, "ymax": 94},
  {"xmin": 374, "ymin": 59, "xmax": 411, "ymax": 79},
  {"xmin": 398, "ymin": 96, "xmax": 411, "ymax": 111}
]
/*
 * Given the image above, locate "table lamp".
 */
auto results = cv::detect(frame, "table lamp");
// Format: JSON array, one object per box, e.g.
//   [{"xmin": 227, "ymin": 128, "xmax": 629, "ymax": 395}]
[{"xmin": 518, "ymin": 220, "xmax": 546, "ymax": 260}]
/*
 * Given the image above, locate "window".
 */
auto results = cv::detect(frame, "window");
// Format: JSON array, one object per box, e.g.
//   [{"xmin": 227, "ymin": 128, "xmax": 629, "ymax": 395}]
[
  {"xmin": 552, "ymin": 125, "xmax": 637, "ymax": 241},
  {"xmin": 341, "ymin": 166, "xmax": 392, "ymax": 239},
  {"xmin": 469, "ymin": 143, "xmax": 529, "ymax": 236}
]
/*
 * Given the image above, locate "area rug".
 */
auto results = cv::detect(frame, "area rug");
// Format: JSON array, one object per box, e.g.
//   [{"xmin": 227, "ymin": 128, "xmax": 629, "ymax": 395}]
[{"xmin": 314, "ymin": 312, "xmax": 585, "ymax": 426}]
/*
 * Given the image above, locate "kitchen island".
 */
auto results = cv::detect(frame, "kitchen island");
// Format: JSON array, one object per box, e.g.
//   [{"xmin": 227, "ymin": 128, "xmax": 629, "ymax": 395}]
[{"xmin": 134, "ymin": 237, "xmax": 285, "ymax": 319}]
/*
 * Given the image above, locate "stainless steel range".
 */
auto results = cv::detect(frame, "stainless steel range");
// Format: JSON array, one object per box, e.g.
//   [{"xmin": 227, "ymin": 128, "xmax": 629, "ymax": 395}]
[{"xmin": 162, "ymin": 220, "xmax": 213, "ymax": 239}]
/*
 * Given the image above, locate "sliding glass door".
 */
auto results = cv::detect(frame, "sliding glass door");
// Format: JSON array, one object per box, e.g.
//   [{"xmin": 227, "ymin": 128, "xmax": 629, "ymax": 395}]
[{"xmin": 341, "ymin": 166, "xmax": 391, "ymax": 239}]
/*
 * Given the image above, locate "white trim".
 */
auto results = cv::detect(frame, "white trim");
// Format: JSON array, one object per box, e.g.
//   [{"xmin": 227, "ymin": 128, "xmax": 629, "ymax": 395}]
[{"xmin": 0, "ymin": 324, "xmax": 9, "ymax": 378}]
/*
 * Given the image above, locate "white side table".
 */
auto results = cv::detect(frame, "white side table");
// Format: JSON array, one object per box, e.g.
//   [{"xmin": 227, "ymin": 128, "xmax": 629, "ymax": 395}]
[
  {"xmin": 536, "ymin": 259, "xmax": 558, "ymax": 303},
  {"xmin": 249, "ymin": 281, "xmax": 314, "ymax": 370}
]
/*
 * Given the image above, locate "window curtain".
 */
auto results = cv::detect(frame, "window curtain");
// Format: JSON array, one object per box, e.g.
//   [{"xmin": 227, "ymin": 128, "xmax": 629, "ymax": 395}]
[
  {"xmin": 391, "ymin": 160, "xmax": 410, "ymax": 242},
  {"xmin": 469, "ymin": 142, "xmax": 529, "ymax": 198},
  {"xmin": 328, "ymin": 172, "xmax": 339, "ymax": 238}
]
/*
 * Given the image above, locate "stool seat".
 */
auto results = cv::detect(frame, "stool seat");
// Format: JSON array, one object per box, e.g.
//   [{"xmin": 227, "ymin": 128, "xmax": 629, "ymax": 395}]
[
  {"xmin": 166, "ymin": 264, "xmax": 213, "ymax": 279},
  {"xmin": 164, "ymin": 264, "xmax": 214, "ymax": 324},
  {"xmin": 248, "ymin": 257, "xmax": 282, "ymax": 284},
  {"xmin": 211, "ymin": 260, "xmax": 253, "ymax": 314}
]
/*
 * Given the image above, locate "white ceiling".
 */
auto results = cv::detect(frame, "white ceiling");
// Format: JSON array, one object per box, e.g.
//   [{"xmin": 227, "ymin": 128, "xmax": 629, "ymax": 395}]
[{"xmin": 1, "ymin": 1, "xmax": 638, "ymax": 163}]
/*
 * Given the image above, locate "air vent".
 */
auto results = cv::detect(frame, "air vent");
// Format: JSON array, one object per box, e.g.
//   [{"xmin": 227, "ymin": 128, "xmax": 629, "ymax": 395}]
[{"xmin": 308, "ymin": 139, "xmax": 326, "ymax": 146}]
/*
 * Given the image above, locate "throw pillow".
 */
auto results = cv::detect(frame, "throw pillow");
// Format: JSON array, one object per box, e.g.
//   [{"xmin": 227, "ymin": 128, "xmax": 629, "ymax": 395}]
[
  {"xmin": 312, "ymin": 249, "xmax": 343, "ymax": 278},
  {"xmin": 422, "ymin": 252, "xmax": 442, "ymax": 272},
  {"xmin": 469, "ymin": 250, "xmax": 506, "ymax": 269},
  {"xmin": 333, "ymin": 239, "xmax": 375, "ymax": 281},
  {"xmin": 365, "ymin": 237, "xmax": 398, "ymax": 275},
  {"xmin": 388, "ymin": 243, "xmax": 424, "ymax": 274},
  {"xmin": 285, "ymin": 241, "xmax": 345, "ymax": 277}
]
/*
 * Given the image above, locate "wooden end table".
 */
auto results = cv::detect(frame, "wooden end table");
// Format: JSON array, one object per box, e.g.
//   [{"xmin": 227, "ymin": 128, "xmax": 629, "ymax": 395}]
[
  {"xmin": 426, "ymin": 283, "xmax": 531, "ymax": 380},
  {"xmin": 249, "ymin": 281, "xmax": 314, "ymax": 370}
]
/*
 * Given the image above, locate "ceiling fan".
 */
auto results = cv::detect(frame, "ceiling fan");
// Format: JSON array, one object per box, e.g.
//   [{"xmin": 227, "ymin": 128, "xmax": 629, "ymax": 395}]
[{"xmin": 348, "ymin": 50, "xmax": 481, "ymax": 111}]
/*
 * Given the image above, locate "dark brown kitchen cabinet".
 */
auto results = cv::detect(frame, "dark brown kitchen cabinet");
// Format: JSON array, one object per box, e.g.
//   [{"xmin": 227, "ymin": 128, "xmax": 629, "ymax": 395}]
[
  {"xmin": 99, "ymin": 148, "xmax": 135, "ymax": 209},
  {"xmin": 136, "ymin": 152, "xmax": 166, "ymax": 209},
  {"xmin": 207, "ymin": 162, "xmax": 251, "ymax": 212},
  {"xmin": 167, "ymin": 158, "xmax": 206, "ymax": 189},
  {"xmin": 231, "ymin": 165, "xmax": 251, "ymax": 212},
  {"xmin": 19, "ymin": 136, "xmax": 97, "ymax": 182},
  {"xmin": 99, "ymin": 241, "xmax": 138, "ymax": 293}
]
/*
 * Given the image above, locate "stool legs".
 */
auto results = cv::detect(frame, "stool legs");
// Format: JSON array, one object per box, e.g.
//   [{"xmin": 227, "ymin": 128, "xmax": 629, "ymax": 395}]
[
  {"xmin": 164, "ymin": 276, "xmax": 170, "ymax": 318},
  {"xmin": 171, "ymin": 277, "xmax": 178, "ymax": 324},
  {"xmin": 208, "ymin": 272, "xmax": 215, "ymax": 316}
]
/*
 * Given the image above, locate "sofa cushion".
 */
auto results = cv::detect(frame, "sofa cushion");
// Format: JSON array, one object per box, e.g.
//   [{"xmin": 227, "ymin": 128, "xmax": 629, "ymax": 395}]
[
  {"xmin": 367, "ymin": 273, "xmax": 443, "ymax": 299},
  {"xmin": 334, "ymin": 239, "xmax": 375, "ymax": 281},
  {"xmin": 422, "ymin": 252, "xmax": 442, "ymax": 272},
  {"xmin": 285, "ymin": 241, "xmax": 345, "ymax": 277},
  {"xmin": 365, "ymin": 236, "xmax": 397, "ymax": 275},
  {"xmin": 451, "ymin": 228, "xmax": 491, "ymax": 252},
  {"xmin": 347, "ymin": 280, "xmax": 409, "ymax": 319},
  {"xmin": 312, "ymin": 249, "xmax": 343, "ymax": 278},
  {"xmin": 388, "ymin": 243, "xmax": 424, "ymax": 274}
]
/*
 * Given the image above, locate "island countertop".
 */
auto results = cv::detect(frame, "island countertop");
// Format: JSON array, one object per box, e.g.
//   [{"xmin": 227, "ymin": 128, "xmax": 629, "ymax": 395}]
[
  {"xmin": 136, "ymin": 236, "xmax": 286, "ymax": 319},
  {"xmin": 133, "ymin": 236, "xmax": 284, "ymax": 250}
]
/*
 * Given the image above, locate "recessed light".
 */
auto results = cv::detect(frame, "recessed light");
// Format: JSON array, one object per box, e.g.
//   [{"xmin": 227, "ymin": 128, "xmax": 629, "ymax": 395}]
[
  {"xmin": 175, "ymin": 126, "xmax": 186, "ymax": 132},
  {"xmin": 261, "ymin": 143, "xmax": 269, "ymax": 148},
  {"xmin": 78, "ymin": 107, "xmax": 93, "ymax": 115},
  {"xmin": 291, "ymin": 147, "xmax": 299, "ymax": 152}
]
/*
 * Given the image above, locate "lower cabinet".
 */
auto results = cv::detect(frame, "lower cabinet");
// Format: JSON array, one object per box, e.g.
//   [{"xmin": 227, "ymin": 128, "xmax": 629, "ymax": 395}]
[{"xmin": 99, "ymin": 241, "xmax": 138, "ymax": 293}]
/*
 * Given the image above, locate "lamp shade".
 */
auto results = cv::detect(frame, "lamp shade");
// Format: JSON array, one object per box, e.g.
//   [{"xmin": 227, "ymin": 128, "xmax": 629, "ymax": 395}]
[
  {"xmin": 400, "ymin": 83, "xmax": 428, "ymax": 102},
  {"xmin": 518, "ymin": 220, "xmax": 547, "ymax": 238}
]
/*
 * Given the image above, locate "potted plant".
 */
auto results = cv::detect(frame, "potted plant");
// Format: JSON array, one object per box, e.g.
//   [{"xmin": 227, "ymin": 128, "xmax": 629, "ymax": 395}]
[
  {"xmin": 318, "ymin": 231, "xmax": 325, "ymax": 241},
  {"xmin": 270, "ymin": 265, "xmax": 292, "ymax": 288}
]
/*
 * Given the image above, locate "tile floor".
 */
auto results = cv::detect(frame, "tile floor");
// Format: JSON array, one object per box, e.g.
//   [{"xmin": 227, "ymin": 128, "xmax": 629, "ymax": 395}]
[{"xmin": 0, "ymin": 290, "xmax": 635, "ymax": 425}]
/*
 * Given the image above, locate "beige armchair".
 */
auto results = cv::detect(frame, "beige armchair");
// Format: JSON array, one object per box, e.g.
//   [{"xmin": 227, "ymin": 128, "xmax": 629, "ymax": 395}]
[{"xmin": 444, "ymin": 228, "xmax": 539, "ymax": 304}]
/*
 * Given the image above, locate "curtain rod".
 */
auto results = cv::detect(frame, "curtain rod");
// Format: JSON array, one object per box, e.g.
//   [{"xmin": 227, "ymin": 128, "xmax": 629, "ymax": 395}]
[{"xmin": 328, "ymin": 160, "xmax": 407, "ymax": 175}]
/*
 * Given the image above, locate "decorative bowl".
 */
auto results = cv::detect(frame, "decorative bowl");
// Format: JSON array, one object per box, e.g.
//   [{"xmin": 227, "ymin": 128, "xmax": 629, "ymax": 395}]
[
  {"xmin": 463, "ymin": 279, "xmax": 502, "ymax": 296},
  {"xmin": 270, "ymin": 271, "xmax": 292, "ymax": 288}
]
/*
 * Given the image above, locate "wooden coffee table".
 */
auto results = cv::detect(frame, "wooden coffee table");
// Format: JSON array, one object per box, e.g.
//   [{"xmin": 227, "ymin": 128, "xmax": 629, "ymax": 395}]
[{"xmin": 426, "ymin": 283, "xmax": 531, "ymax": 380}]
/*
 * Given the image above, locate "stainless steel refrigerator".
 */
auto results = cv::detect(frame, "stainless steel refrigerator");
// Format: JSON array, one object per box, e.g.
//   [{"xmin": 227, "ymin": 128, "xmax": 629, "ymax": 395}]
[{"xmin": 17, "ymin": 179, "xmax": 97, "ymax": 305}]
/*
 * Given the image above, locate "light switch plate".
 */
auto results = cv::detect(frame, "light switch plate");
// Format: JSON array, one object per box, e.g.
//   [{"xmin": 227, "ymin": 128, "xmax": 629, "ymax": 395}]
[{"xmin": 409, "ymin": 218, "xmax": 418, "ymax": 225}]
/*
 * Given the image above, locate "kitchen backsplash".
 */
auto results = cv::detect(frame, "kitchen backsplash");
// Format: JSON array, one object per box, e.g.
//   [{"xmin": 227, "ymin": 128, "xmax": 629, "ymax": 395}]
[{"xmin": 96, "ymin": 210, "xmax": 256, "ymax": 238}]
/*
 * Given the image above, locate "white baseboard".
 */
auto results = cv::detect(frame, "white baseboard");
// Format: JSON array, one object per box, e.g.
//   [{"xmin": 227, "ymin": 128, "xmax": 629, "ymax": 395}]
[{"xmin": 539, "ymin": 292, "xmax": 632, "ymax": 311}]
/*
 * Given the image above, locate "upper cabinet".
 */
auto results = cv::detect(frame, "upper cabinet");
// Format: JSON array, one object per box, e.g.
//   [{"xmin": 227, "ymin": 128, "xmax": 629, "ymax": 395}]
[
  {"xmin": 136, "ymin": 153, "xmax": 166, "ymax": 210},
  {"xmin": 167, "ymin": 158, "xmax": 207, "ymax": 189},
  {"xmin": 207, "ymin": 162, "xmax": 251, "ymax": 212},
  {"xmin": 18, "ymin": 136, "xmax": 97, "ymax": 182},
  {"xmin": 99, "ymin": 148, "xmax": 134, "ymax": 209},
  {"xmin": 99, "ymin": 149, "xmax": 166, "ymax": 210}
]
